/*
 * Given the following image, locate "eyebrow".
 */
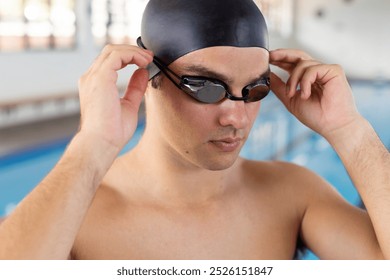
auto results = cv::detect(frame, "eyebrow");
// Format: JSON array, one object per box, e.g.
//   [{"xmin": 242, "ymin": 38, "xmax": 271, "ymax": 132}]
[{"xmin": 181, "ymin": 64, "xmax": 269, "ymax": 85}]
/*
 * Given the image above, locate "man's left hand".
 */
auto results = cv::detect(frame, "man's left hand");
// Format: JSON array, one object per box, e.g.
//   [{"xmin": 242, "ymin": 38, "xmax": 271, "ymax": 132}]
[{"xmin": 269, "ymin": 48, "xmax": 362, "ymax": 141}]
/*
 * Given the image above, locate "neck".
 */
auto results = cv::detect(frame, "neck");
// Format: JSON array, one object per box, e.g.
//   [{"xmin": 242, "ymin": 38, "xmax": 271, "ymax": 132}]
[{"xmin": 125, "ymin": 128, "xmax": 240, "ymax": 206}]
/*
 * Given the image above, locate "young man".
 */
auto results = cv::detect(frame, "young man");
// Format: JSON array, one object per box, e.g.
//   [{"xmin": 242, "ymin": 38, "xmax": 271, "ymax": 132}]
[{"xmin": 0, "ymin": 0, "xmax": 389, "ymax": 259}]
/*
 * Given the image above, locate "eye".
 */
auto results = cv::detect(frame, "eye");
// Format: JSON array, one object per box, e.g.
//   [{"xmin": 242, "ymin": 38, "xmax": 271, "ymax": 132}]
[
  {"xmin": 182, "ymin": 77, "xmax": 206, "ymax": 86},
  {"xmin": 251, "ymin": 77, "xmax": 270, "ymax": 87}
]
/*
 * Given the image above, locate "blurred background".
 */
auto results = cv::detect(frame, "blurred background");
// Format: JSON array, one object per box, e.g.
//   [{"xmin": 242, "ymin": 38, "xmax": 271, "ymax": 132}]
[{"xmin": 0, "ymin": 0, "xmax": 389, "ymax": 259}]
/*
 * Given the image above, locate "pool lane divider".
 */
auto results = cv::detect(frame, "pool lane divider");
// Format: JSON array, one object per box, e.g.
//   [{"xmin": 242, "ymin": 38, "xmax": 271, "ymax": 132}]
[
  {"xmin": 0, "ymin": 137, "xmax": 72, "ymax": 169},
  {"xmin": 0, "ymin": 119, "xmax": 146, "ymax": 169}
]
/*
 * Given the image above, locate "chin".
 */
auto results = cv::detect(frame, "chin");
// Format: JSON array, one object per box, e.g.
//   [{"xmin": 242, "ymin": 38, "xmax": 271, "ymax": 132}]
[{"xmin": 197, "ymin": 154, "xmax": 239, "ymax": 171}]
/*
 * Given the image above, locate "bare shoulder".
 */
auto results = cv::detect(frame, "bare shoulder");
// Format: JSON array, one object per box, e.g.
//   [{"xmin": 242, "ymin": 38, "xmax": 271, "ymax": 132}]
[
  {"xmin": 239, "ymin": 158, "xmax": 327, "ymax": 186},
  {"xmin": 71, "ymin": 158, "xmax": 132, "ymax": 259},
  {"xmin": 238, "ymin": 158, "xmax": 338, "ymax": 202},
  {"xmin": 0, "ymin": 217, "xmax": 5, "ymax": 225},
  {"xmin": 86, "ymin": 159, "xmax": 130, "ymax": 217}
]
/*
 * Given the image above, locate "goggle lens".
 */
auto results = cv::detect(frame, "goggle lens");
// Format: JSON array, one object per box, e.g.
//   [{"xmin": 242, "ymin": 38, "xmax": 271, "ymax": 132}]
[
  {"xmin": 245, "ymin": 82, "xmax": 270, "ymax": 102},
  {"xmin": 182, "ymin": 77, "xmax": 270, "ymax": 104}
]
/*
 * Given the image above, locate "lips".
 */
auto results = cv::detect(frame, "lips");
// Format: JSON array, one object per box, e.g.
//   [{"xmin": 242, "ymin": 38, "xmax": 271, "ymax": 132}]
[{"xmin": 209, "ymin": 138, "xmax": 243, "ymax": 152}]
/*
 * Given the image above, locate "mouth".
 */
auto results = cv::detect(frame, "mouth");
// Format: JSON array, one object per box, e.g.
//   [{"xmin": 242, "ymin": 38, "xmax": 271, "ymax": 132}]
[{"xmin": 209, "ymin": 138, "xmax": 243, "ymax": 152}]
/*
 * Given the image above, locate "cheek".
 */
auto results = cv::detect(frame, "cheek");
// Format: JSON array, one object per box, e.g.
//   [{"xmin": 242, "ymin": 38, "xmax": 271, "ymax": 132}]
[
  {"xmin": 173, "ymin": 99, "xmax": 217, "ymax": 135},
  {"xmin": 246, "ymin": 101, "xmax": 261, "ymax": 125},
  {"xmin": 155, "ymin": 85, "xmax": 218, "ymax": 139}
]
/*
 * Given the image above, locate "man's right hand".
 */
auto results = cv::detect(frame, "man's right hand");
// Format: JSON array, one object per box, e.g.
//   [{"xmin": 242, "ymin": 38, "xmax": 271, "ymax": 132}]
[
  {"xmin": 0, "ymin": 45, "xmax": 154, "ymax": 260},
  {"xmin": 78, "ymin": 45, "xmax": 153, "ymax": 155}
]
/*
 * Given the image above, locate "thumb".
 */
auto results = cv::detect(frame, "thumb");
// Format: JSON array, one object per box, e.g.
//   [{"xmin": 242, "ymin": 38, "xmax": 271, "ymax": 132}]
[
  {"xmin": 270, "ymin": 72, "xmax": 290, "ymax": 109},
  {"xmin": 122, "ymin": 68, "xmax": 149, "ymax": 111}
]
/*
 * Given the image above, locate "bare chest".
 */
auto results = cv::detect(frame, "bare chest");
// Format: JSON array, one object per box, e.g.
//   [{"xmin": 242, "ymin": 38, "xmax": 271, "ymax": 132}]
[{"xmin": 73, "ymin": 200, "xmax": 300, "ymax": 260}]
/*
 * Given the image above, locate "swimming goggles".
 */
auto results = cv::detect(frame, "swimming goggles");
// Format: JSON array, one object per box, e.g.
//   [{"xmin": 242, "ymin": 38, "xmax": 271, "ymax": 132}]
[{"xmin": 152, "ymin": 57, "xmax": 270, "ymax": 104}]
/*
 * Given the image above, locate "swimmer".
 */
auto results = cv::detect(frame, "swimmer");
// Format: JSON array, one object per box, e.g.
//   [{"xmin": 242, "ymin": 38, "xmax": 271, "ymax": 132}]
[{"xmin": 0, "ymin": 0, "xmax": 389, "ymax": 259}]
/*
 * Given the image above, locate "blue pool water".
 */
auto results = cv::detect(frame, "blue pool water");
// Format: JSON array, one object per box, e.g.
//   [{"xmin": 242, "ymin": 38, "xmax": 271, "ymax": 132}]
[{"xmin": 0, "ymin": 82, "xmax": 389, "ymax": 259}]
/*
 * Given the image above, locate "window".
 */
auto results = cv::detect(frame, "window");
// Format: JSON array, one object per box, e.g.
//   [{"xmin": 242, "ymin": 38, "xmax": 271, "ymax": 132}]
[
  {"xmin": 0, "ymin": 0, "xmax": 76, "ymax": 51},
  {"xmin": 0, "ymin": 0, "xmax": 292, "ymax": 51},
  {"xmin": 254, "ymin": 0, "xmax": 293, "ymax": 38},
  {"xmin": 91, "ymin": 0, "xmax": 293, "ymax": 47},
  {"xmin": 91, "ymin": 0, "xmax": 148, "ymax": 46}
]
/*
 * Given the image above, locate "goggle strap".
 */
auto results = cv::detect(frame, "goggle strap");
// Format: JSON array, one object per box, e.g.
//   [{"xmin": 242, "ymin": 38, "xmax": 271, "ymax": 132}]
[{"xmin": 152, "ymin": 59, "xmax": 184, "ymax": 92}]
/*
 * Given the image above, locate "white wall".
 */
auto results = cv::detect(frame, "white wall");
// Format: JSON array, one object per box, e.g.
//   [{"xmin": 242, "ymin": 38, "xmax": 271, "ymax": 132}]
[{"xmin": 293, "ymin": 0, "xmax": 390, "ymax": 80}]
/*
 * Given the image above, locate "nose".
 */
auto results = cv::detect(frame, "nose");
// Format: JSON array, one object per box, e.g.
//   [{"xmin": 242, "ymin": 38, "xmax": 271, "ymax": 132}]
[{"xmin": 217, "ymin": 98, "xmax": 250, "ymax": 129}]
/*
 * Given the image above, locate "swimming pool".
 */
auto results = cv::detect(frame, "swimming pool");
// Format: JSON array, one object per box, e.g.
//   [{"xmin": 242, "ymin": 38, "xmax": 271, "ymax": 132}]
[{"xmin": 1, "ymin": 82, "xmax": 389, "ymax": 259}]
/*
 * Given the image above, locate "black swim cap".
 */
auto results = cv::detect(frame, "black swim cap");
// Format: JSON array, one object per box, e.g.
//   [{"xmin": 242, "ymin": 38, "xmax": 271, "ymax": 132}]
[{"xmin": 138, "ymin": 0, "xmax": 269, "ymax": 79}]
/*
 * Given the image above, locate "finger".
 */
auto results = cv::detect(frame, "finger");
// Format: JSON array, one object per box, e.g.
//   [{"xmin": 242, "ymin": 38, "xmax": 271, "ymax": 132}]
[
  {"xmin": 269, "ymin": 49, "xmax": 315, "ymax": 86},
  {"xmin": 300, "ymin": 64, "xmax": 338, "ymax": 100},
  {"xmin": 270, "ymin": 49, "xmax": 312, "ymax": 64},
  {"xmin": 101, "ymin": 49, "xmax": 153, "ymax": 74},
  {"xmin": 143, "ymin": 49, "xmax": 154, "ymax": 57},
  {"xmin": 122, "ymin": 68, "xmax": 149, "ymax": 109},
  {"xmin": 270, "ymin": 72, "xmax": 291, "ymax": 109},
  {"xmin": 100, "ymin": 44, "xmax": 153, "ymax": 62},
  {"xmin": 88, "ymin": 45, "xmax": 153, "ymax": 74},
  {"xmin": 286, "ymin": 60, "xmax": 322, "ymax": 98},
  {"xmin": 270, "ymin": 61, "xmax": 296, "ymax": 73}
]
